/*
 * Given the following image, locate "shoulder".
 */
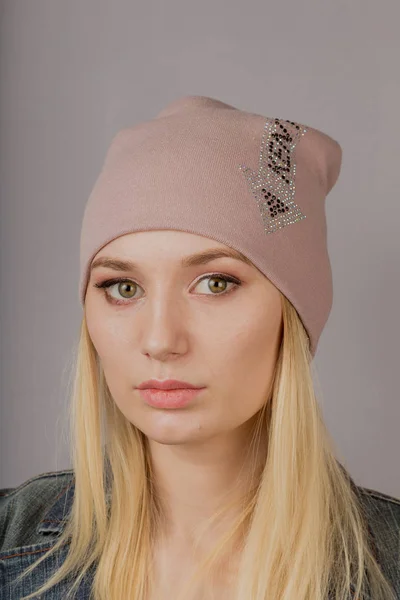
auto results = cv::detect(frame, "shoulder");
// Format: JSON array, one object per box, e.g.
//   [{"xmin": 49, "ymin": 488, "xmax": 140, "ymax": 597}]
[
  {"xmin": 353, "ymin": 483, "xmax": 400, "ymax": 592},
  {"xmin": 0, "ymin": 470, "xmax": 93, "ymax": 599},
  {"xmin": 355, "ymin": 483, "xmax": 400, "ymax": 532},
  {"xmin": 0, "ymin": 469, "xmax": 75, "ymax": 555}
]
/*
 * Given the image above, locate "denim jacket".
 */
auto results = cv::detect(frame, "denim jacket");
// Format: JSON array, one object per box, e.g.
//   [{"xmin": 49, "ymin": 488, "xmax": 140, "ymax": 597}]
[{"xmin": 1, "ymin": 469, "xmax": 400, "ymax": 599}]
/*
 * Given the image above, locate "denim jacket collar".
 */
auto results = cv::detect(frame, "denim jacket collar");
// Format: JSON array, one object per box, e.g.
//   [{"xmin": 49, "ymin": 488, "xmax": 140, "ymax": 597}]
[{"xmin": 36, "ymin": 476, "xmax": 75, "ymax": 536}]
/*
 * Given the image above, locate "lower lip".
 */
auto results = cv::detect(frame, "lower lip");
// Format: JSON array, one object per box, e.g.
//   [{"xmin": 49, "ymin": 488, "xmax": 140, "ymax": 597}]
[{"xmin": 138, "ymin": 388, "xmax": 204, "ymax": 408}]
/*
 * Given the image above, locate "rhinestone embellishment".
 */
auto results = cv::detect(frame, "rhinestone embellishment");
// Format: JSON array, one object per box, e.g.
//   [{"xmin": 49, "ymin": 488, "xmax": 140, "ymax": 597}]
[{"xmin": 239, "ymin": 118, "xmax": 308, "ymax": 234}]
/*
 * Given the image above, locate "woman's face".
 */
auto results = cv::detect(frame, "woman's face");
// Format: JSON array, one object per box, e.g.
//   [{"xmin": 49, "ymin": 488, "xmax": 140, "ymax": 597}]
[{"xmin": 85, "ymin": 230, "xmax": 283, "ymax": 445}]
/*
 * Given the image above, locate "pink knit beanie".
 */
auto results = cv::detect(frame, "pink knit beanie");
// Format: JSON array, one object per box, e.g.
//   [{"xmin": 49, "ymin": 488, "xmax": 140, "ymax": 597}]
[{"xmin": 79, "ymin": 95, "xmax": 343, "ymax": 357}]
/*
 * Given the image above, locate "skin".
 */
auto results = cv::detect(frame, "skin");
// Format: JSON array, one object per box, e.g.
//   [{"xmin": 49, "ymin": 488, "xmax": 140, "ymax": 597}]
[{"xmin": 85, "ymin": 229, "xmax": 283, "ymax": 589}]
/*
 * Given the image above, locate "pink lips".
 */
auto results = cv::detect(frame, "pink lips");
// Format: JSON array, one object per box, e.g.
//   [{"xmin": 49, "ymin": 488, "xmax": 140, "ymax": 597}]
[
  {"xmin": 138, "ymin": 388, "xmax": 204, "ymax": 409},
  {"xmin": 137, "ymin": 378, "xmax": 202, "ymax": 390}
]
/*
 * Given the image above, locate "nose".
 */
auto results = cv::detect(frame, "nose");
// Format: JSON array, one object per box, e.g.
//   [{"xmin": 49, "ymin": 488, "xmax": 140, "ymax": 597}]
[{"xmin": 139, "ymin": 292, "xmax": 188, "ymax": 360}]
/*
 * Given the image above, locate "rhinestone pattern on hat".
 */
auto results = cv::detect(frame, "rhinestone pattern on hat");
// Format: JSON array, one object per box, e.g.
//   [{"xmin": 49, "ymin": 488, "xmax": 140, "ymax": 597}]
[{"xmin": 239, "ymin": 118, "xmax": 308, "ymax": 234}]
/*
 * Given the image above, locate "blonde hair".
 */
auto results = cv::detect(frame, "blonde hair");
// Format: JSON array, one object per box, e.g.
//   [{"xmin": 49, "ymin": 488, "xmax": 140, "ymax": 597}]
[{"xmin": 13, "ymin": 293, "xmax": 396, "ymax": 600}]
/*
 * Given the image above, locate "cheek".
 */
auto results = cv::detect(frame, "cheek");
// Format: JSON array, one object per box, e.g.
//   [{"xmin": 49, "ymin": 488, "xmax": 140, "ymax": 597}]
[
  {"xmin": 86, "ymin": 314, "xmax": 133, "ymax": 399},
  {"xmin": 224, "ymin": 301, "xmax": 281, "ymax": 367},
  {"xmin": 86, "ymin": 309, "xmax": 131, "ymax": 359},
  {"xmin": 219, "ymin": 311, "xmax": 282, "ymax": 409}
]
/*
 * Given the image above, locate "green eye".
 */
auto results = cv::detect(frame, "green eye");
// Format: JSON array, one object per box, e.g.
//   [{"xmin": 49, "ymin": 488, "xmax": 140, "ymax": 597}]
[{"xmin": 196, "ymin": 275, "xmax": 230, "ymax": 294}]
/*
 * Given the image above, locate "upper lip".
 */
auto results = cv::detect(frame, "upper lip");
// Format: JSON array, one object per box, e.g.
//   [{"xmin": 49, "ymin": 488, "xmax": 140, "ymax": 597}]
[{"xmin": 137, "ymin": 379, "xmax": 203, "ymax": 390}]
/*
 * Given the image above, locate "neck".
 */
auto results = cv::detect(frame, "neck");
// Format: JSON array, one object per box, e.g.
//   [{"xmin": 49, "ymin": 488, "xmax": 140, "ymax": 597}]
[{"xmin": 147, "ymin": 414, "xmax": 267, "ymax": 550}]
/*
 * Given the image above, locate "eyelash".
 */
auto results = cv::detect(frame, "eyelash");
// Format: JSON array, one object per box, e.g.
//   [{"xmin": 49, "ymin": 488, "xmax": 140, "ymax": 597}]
[{"xmin": 93, "ymin": 273, "xmax": 242, "ymax": 306}]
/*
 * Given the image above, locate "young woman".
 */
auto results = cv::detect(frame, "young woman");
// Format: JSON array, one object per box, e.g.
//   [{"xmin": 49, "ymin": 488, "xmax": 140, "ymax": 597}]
[{"xmin": 1, "ymin": 95, "xmax": 399, "ymax": 600}]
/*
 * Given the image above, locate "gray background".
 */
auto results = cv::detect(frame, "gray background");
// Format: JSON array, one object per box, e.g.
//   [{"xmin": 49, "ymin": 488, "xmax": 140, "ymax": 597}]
[{"xmin": 1, "ymin": 1, "xmax": 399, "ymax": 495}]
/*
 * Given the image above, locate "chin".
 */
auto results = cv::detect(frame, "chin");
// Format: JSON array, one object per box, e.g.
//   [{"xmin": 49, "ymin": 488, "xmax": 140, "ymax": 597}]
[{"xmin": 136, "ymin": 413, "xmax": 205, "ymax": 445}]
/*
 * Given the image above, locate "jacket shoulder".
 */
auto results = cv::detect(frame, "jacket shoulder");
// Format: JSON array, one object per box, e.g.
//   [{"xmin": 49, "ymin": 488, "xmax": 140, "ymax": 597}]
[
  {"xmin": 354, "ymin": 484, "xmax": 400, "ymax": 593},
  {"xmin": 356, "ymin": 483, "xmax": 400, "ymax": 525},
  {"xmin": 0, "ymin": 469, "xmax": 74, "ymax": 555}
]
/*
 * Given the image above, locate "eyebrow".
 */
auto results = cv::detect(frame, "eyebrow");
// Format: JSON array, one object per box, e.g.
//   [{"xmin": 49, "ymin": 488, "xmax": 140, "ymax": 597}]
[{"xmin": 90, "ymin": 247, "xmax": 254, "ymax": 274}]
